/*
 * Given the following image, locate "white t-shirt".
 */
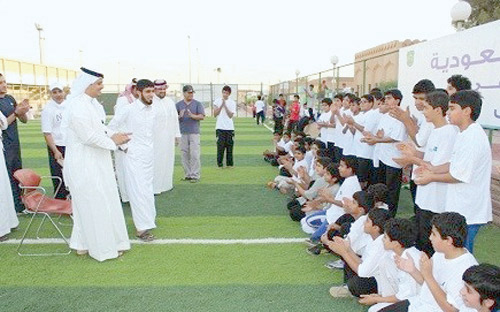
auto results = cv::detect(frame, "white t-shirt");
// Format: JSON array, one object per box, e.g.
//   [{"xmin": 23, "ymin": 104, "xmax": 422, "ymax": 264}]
[
  {"xmin": 277, "ymin": 139, "xmax": 292, "ymax": 154},
  {"xmin": 325, "ymin": 175, "xmax": 361, "ymax": 223},
  {"xmin": 358, "ymin": 235, "xmax": 389, "ymax": 278},
  {"xmin": 304, "ymin": 150, "xmax": 314, "ymax": 169},
  {"xmin": 255, "ymin": 100, "xmax": 265, "ymax": 113},
  {"xmin": 343, "ymin": 112, "xmax": 362, "ymax": 156},
  {"xmin": 354, "ymin": 109, "xmax": 382, "ymax": 160},
  {"xmin": 373, "ymin": 113, "xmax": 407, "ymax": 169},
  {"xmin": 415, "ymin": 124, "xmax": 458, "ymax": 213},
  {"xmin": 414, "ymin": 110, "xmax": 434, "ymax": 148},
  {"xmin": 408, "ymin": 251, "xmax": 478, "ymax": 312},
  {"xmin": 292, "ymin": 158, "xmax": 308, "ymax": 183},
  {"xmin": 214, "ymin": 98, "xmax": 236, "ymax": 130},
  {"xmin": 335, "ymin": 108, "xmax": 353, "ymax": 149},
  {"xmin": 317, "ymin": 111, "xmax": 333, "ymax": 144},
  {"xmin": 347, "ymin": 215, "xmax": 372, "ymax": 256},
  {"xmin": 445, "ymin": 123, "xmax": 492, "ymax": 225},
  {"xmin": 41, "ymin": 100, "xmax": 66, "ymax": 146}
]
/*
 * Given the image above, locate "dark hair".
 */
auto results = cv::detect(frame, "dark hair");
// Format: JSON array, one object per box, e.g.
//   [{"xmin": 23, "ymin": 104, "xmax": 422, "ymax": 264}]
[
  {"xmin": 222, "ymin": 85, "xmax": 232, "ymax": 93},
  {"xmin": 334, "ymin": 94, "xmax": 344, "ymax": 101},
  {"xmin": 304, "ymin": 136, "xmax": 315, "ymax": 146},
  {"xmin": 313, "ymin": 139, "xmax": 326, "ymax": 150},
  {"xmin": 366, "ymin": 183, "xmax": 388, "ymax": 204},
  {"xmin": 278, "ymin": 93, "xmax": 284, "ymax": 97},
  {"xmin": 340, "ymin": 155, "xmax": 358, "ymax": 175},
  {"xmin": 412, "ymin": 79, "xmax": 436, "ymax": 94},
  {"xmin": 257, "ymin": 95, "xmax": 262, "ymax": 100},
  {"xmin": 344, "ymin": 93, "xmax": 356, "ymax": 103},
  {"xmin": 384, "ymin": 89, "xmax": 403, "ymax": 102},
  {"xmin": 283, "ymin": 132, "xmax": 291, "ymax": 138},
  {"xmin": 352, "ymin": 191, "xmax": 374, "ymax": 214},
  {"xmin": 368, "ymin": 208, "xmax": 391, "ymax": 234},
  {"xmin": 361, "ymin": 94, "xmax": 374, "ymax": 103},
  {"xmin": 316, "ymin": 156, "xmax": 333, "ymax": 168},
  {"xmin": 309, "ymin": 84, "xmax": 314, "ymax": 88},
  {"xmin": 136, "ymin": 79, "xmax": 155, "ymax": 91},
  {"xmin": 370, "ymin": 87, "xmax": 382, "ymax": 93},
  {"xmin": 431, "ymin": 212, "xmax": 467, "ymax": 248},
  {"xmin": 462, "ymin": 264, "xmax": 500, "ymax": 311},
  {"xmin": 370, "ymin": 90, "xmax": 384, "ymax": 101},
  {"xmin": 447, "ymin": 75, "xmax": 472, "ymax": 91},
  {"xmin": 325, "ymin": 163, "xmax": 341, "ymax": 182},
  {"xmin": 426, "ymin": 90, "xmax": 450, "ymax": 116},
  {"xmin": 0, "ymin": 73, "xmax": 3, "ymax": 77},
  {"xmin": 449, "ymin": 90, "xmax": 483, "ymax": 121},
  {"xmin": 351, "ymin": 97, "xmax": 360, "ymax": 105},
  {"xmin": 295, "ymin": 146, "xmax": 307, "ymax": 154},
  {"xmin": 322, "ymin": 97, "xmax": 333, "ymax": 105},
  {"xmin": 384, "ymin": 218, "xmax": 417, "ymax": 248},
  {"xmin": 294, "ymin": 94, "xmax": 300, "ymax": 100}
]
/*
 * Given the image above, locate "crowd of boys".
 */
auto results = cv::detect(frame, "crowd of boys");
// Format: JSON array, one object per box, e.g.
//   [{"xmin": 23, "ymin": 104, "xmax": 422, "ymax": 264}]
[{"xmin": 263, "ymin": 74, "xmax": 499, "ymax": 311}]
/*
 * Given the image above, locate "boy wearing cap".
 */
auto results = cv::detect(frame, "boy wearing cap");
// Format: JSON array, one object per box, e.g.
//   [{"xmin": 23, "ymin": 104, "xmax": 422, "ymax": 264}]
[
  {"xmin": 41, "ymin": 83, "xmax": 69, "ymax": 199},
  {"xmin": 176, "ymin": 85, "xmax": 205, "ymax": 182}
]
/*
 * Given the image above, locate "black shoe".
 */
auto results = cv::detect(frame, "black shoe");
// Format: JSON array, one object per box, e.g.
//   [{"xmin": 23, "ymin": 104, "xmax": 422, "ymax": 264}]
[
  {"xmin": 181, "ymin": 177, "xmax": 192, "ymax": 181},
  {"xmin": 306, "ymin": 245, "xmax": 322, "ymax": 256}
]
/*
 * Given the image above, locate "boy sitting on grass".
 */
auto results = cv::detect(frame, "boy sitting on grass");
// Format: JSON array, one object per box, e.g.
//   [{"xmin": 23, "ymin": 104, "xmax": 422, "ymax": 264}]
[
  {"xmin": 359, "ymin": 218, "xmax": 421, "ymax": 312},
  {"xmin": 267, "ymin": 146, "xmax": 308, "ymax": 194},
  {"xmin": 380, "ymin": 212, "xmax": 478, "ymax": 312},
  {"xmin": 323, "ymin": 208, "xmax": 392, "ymax": 298}
]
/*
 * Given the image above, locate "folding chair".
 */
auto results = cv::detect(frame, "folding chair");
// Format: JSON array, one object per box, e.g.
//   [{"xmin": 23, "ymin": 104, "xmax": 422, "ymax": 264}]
[{"xmin": 13, "ymin": 169, "xmax": 72, "ymax": 256}]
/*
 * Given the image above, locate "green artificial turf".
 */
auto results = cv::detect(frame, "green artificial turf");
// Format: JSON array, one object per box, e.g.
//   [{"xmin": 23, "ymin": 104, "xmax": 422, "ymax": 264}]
[{"xmin": 0, "ymin": 117, "xmax": 498, "ymax": 312}]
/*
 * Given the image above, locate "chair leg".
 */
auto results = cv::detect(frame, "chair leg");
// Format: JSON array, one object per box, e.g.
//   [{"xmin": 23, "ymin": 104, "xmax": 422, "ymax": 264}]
[{"xmin": 17, "ymin": 212, "xmax": 71, "ymax": 256}]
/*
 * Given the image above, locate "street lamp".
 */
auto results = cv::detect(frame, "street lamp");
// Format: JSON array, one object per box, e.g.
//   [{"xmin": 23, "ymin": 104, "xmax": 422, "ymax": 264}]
[
  {"xmin": 451, "ymin": 0, "xmax": 472, "ymax": 31},
  {"xmin": 330, "ymin": 55, "xmax": 339, "ymax": 93},
  {"xmin": 34, "ymin": 23, "xmax": 45, "ymax": 65},
  {"xmin": 295, "ymin": 69, "xmax": 300, "ymax": 93}
]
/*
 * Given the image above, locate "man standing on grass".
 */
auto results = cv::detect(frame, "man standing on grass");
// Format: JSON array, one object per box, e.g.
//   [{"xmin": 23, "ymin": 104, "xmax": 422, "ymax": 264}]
[
  {"xmin": 63, "ymin": 67, "xmax": 131, "ymax": 261},
  {"xmin": 213, "ymin": 85, "xmax": 236, "ymax": 169},
  {"xmin": 152, "ymin": 79, "xmax": 180, "ymax": 194},
  {"xmin": 176, "ymin": 85, "xmax": 205, "ymax": 183},
  {"xmin": 0, "ymin": 73, "xmax": 30, "ymax": 214},
  {"xmin": 108, "ymin": 79, "xmax": 158, "ymax": 242},
  {"xmin": 41, "ymin": 82, "xmax": 70, "ymax": 199}
]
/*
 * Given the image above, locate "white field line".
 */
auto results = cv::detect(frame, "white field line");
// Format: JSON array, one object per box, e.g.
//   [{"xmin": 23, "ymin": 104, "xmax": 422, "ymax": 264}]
[{"xmin": 2, "ymin": 237, "xmax": 307, "ymax": 245}]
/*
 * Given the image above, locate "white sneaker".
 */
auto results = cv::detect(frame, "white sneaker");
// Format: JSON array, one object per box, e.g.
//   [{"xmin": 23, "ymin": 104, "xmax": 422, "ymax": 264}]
[
  {"xmin": 325, "ymin": 259, "xmax": 345, "ymax": 270},
  {"xmin": 329, "ymin": 286, "xmax": 352, "ymax": 298}
]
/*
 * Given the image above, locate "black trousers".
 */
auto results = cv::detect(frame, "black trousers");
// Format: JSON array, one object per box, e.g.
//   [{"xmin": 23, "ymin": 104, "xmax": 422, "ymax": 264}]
[
  {"xmin": 378, "ymin": 161, "xmax": 402, "ymax": 217},
  {"xmin": 332, "ymin": 146, "xmax": 342, "ymax": 163},
  {"xmin": 47, "ymin": 146, "xmax": 69, "ymax": 199},
  {"xmin": 256, "ymin": 111, "xmax": 265, "ymax": 125},
  {"xmin": 357, "ymin": 157, "xmax": 373, "ymax": 184},
  {"xmin": 308, "ymin": 108, "xmax": 315, "ymax": 121},
  {"xmin": 297, "ymin": 116, "xmax": 310, "ymax": 132},
  {"xmin": 343, "ymin": 259, "xmax": 378, "ymax": 297},
  {"xmin": 326, "ymin": 142, "xmax": 336, "ymax": 161},
  {"xmin": 273, "ymin": 118, "xmax": 284, "ymax": 134},
  {"xmin": 415, "ymin": 207, "xmax": 436, "ymax": 257},
  {"xmin": 3, "ymin": 144, "xmax": 24, "ymax": 212},
  {"xmin": 216, "ymin": 130, "xmax": 234, "ymax": 167}
]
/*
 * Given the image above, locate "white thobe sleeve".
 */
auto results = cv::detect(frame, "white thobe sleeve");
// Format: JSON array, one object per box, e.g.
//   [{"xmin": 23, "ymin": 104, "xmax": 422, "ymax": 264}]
[{"xmin": 70, "ymin": 104, "xmax": 117, "ymax": 151}]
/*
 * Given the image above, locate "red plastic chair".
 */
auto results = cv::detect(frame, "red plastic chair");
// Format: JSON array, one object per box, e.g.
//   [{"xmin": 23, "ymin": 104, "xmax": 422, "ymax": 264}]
[{"xmin": 13, "ymin": 169, "xmax": 72, "ymax": 256}]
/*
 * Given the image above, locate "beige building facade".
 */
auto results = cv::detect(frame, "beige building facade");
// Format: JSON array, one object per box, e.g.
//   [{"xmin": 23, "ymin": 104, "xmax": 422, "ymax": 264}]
[{"xmin": 353, "ymin": 39, "xmax": 422, "ymax": 95}]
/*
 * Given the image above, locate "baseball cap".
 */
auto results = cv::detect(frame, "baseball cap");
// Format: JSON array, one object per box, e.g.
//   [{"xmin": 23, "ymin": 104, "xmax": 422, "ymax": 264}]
[
  {"xmin": 182, "ymin": 85, "xmax": 195, "ymax": 93},
  {"xmin": 49, "ymin": 82, "xmax": 65, "ymax": 92}
]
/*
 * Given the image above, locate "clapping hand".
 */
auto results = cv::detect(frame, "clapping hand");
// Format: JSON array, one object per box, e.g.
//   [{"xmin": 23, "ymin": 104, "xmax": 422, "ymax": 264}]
[
  {"xmin": 15, "ymin": 99, "xmax": 30, "ymax": 116},
  {"xmin": 394, "ymin": 252, "xmax": 417, "ymax": 274},
  {"xmin": 419, "ymin": 253, "xmax": 433, "ymax": 280},
  {"xmin": 111, "ymin": 132, "xmax": 131, "ymax": 145}
]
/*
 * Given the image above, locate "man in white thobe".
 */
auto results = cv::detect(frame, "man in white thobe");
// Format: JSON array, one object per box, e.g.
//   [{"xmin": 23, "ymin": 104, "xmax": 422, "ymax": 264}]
[
  {"xmin": 0, "ymin": 110, "xmax": 19, "ymax": 241},
  {"xmin": 108, "ymin": 79, "xmax": 157, "ymax": 241},
  {"xmin": 152, "ymin": 79, "xmax": 180, "ymax": 194},
  {"xmin": 62, "ymin": 67, "xmax": 131, "ymax": 262},
  {"xmin": 113, "ymin": 81, "xmax": 137, "ymax": 203}
]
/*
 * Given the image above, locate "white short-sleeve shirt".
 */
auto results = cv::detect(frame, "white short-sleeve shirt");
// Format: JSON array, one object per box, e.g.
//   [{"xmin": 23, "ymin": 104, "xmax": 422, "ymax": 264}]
[
  {"xmin": 214, "ymin": 98, "xmax": 236, "ymax": 130},
  {"xmin": 325, "ymin": 175, "xmax": 361, "ymax": 223},
  {"xmin": 318, "ymin": 111, "xmax": 333, "ymax": 144},
  {"xmin": 41, "ymin": 100, "xmax": 66, "ymax": 146},
  {"xmin": 445, "ymin": 123, "xmax": 492, "ymax": 224},
  {"xmin": 373, "ymin": 113, "xmax": 408, "ymax": 169},
  {"xmin": 347, "ymin": 215, "xmax": 372, "ymax": 256},
  {"xmin": 255, "ymin": 100, "xmax": 265, "ymax": 113},
  {"xmin": 415, "ymin": 124, "xmax": 458, "ymax": 213}
]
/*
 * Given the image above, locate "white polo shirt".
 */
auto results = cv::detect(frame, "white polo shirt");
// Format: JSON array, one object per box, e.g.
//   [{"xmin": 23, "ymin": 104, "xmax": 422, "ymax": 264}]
[
  {"xmin": 41, "ymin": 100, "xmax": 66, "ymax": 146},
  {"xmin": 445, "ymin": 122, "xmax": 492, "ymax": 225},
  {"xmin": 214, "ymin": 98, "xmax": 236, "ymax": 130},
  {"xmin": 373, "ymin": 113, "xmax": 407, "ymax": 168}
]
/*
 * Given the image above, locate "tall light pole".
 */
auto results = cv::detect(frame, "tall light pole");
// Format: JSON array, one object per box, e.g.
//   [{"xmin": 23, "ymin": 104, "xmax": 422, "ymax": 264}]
[
  {"xmin": 34, "ymin": 23, "xmax": 45, "ymax": 65},
  {"xmin": 188, "ymin": 35, "xmax": 192, "ymax": 83},
  {"xmin": 295, "ymin": 69, "xmax": 300, "ymax": 93},
  {"xmin": 451, "ymin": 0, "xmax": 472, "ymax": 31},
  {"xmin": 330, "ymin": 55, "xmax": 339, "ymax": 94}
]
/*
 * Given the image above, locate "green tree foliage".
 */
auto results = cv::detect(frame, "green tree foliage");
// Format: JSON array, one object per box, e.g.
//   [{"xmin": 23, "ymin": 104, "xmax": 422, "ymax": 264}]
[{"xmin": 463, "ymin": 0, "xmax": 500, "ymax": 28}]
